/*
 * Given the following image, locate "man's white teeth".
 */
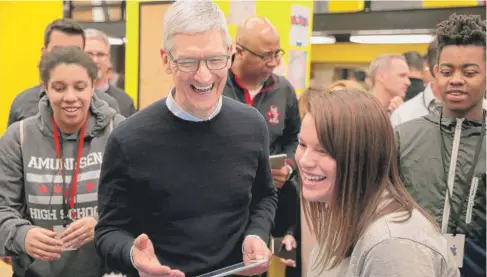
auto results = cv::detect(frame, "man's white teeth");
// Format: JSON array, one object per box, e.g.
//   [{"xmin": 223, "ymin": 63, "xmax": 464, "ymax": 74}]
[
  {"xmin": 64, "ymin": 108, "xmax": 78, "ymax": 112},
  {"xmin": 192, "ymin": 84, "xmax": 213, "ymax": 93},
  {"xmin": 194, "ymin": 84, "xmax": 212, "ymax": 90},
  {"xmin": 304, "ymin": 174, "xmax": 326, "ymax": 182}
]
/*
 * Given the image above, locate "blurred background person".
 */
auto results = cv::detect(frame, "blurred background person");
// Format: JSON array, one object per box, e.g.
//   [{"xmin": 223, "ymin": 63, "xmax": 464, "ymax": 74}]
[
  {"xmin": 402, "ymin": 51, "xmax": 426, "ymax": 101},
  {"xmin": 367, "ymin": 54, "xmax": 410, "ymax": 113},
  {"xmin": 299, "ymin": 79, "xmax": 366, "ymax": 119},
  {"xmin": 350, "ymin": 70, "xmax": 369, "ymax": 91},
  {"xmin": 84, "ymin": 28, "xmax": 136, "ymax": 117},
  {"xmin": 391, "ymin": 39, "xmax": 442, "ymax": 128},
  {"xmin": 324, "ymin": 79, "xmax": 366, "ymax": 92}
]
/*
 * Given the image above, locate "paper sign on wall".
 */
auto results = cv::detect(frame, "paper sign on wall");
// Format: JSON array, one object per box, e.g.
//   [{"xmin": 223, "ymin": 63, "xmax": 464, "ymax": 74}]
[
  {"xmin": 288, "ymin": 50, "xmax": 307, "ymax": 90},
  {"xmin": 289, "ymin": 5, "xmax": 310, "ymax": 47},
  {"xmin": 228, "ymin": 0, "xmax": 256, "ymax": 25}
]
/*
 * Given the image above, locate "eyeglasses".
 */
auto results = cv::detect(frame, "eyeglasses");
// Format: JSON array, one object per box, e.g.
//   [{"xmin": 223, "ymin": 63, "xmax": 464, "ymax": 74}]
[
  {"xmin": 167, "ymin": 53, "xmax": 230, "ymax": 73},
  {"xmin": 237, "ymin": 44, "xmax": 285, "ymax": 61}
]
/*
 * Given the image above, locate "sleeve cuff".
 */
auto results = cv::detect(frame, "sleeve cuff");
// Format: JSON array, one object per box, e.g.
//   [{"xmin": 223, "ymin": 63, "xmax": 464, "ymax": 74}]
[
  {"xmin": 14, "ymin": 225, "xmax": 35, "ymax": 254},
  {"xmin": 130, "ymin": 245, "xmax": 137, "ymax": 269},
  {"xmin": 122, "ymin": 240, "xmax": 136, "ymax": 270}
]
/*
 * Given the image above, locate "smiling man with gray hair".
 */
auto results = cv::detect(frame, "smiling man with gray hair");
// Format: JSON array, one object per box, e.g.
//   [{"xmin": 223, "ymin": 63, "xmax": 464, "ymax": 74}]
[{"xmin": 94, "ymin": 1, "xmax": 277, "ymax": 276}]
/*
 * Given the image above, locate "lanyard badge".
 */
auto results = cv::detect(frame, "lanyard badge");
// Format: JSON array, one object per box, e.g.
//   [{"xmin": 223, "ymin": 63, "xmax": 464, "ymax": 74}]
[{"xmin": 51, "ymin": 118, "xmax": 87, "ymax": 226}]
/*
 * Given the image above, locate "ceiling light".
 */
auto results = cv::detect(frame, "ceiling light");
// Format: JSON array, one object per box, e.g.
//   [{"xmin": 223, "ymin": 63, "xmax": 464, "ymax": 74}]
[
  {"xmin": 350, "ymin": 34, "xmax": 433, "ymax": 44},
  {"xmin": 310, "ymin": 36, "xmax": 336, "ymax": 44}
]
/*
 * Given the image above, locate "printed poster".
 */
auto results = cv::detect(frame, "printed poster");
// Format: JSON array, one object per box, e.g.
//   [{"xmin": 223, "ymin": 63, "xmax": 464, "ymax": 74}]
[
  {"xmin": 289, "ymin": 4, "xmax": 310, "ymax": 47},
  {"xmin": 288, "ymin": 50, "xmax": 307, "ymax": 90},
  {"xmin": 228, "ymin": 0, "xmax": 256, "ymax": 25}
]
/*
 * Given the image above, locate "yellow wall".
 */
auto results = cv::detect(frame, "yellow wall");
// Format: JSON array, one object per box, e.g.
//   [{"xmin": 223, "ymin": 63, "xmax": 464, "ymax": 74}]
[
  {"xmin": 323, "ymin": 0, "xmax": 481, "ymax": 12},
  {"xmin": 328, "ymin": 0, "xmax": 364, "ymax": 12},
  {"xmin": 311, "ymin": 43, "xmax": 429, "ymax": 64},
  {"xmin": 422, "ymin": 0, "xmax": 480, "ymax": 8},
  {"xmin": 0, "ymin": 1, "xmax": 63, "ymax": 134},
  {"xmin": 125, "ymin": 0, "xmax": 314, "ymax": 103}
]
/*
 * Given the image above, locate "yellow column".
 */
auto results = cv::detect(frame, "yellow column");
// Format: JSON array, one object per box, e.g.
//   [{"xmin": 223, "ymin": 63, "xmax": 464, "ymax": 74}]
[
  {"xmin": 124, "ymin": 1, "xmax": 140, "ymax": 108},
  {"xmin": 0, "ymin": 1, "xmax": 63, "ymax": 134}
]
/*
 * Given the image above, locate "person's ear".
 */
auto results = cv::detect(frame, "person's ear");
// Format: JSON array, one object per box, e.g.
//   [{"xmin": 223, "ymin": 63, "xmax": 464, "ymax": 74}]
[
  {"xmin": 376, "ymin": 70, "xmax": 386, "ymax": 84},
  {"xmin": 161, "ymin": 49, "xmax": 172, "ymax": 74},
  {"xmin": 433, "ymin": 64, "xmax": 439, "ymax": 78}
]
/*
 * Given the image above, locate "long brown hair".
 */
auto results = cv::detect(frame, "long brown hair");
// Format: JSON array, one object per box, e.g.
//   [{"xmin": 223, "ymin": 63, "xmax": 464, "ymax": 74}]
[{"xmin": 301, "ymin": 88, "xmax": 437, "ymax": 273}]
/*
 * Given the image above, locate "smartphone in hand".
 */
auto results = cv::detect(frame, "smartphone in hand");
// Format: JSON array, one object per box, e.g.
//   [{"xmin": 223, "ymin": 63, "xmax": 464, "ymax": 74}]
[
  {"xmin": 275, "ymin": 241, "xmax": 296, "ymax": 261},
  {"xmin": 269, "ymin": 154, "xmax": 287, "ymax": 169}
]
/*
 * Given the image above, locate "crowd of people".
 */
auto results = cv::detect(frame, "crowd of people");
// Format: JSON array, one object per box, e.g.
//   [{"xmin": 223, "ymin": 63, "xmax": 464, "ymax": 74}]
[{"xmin": 0, "ymin": 1, "xmax": 485, "ymax": 277}]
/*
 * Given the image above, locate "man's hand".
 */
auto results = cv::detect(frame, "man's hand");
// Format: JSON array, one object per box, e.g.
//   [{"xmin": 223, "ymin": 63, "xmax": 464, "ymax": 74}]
[
  {"xmin": 279, "ymin": 235, "xmax": 297, "ymax": 268},
  {"xmin": 271, "ymin": 165, "xmax": 291, "ymax": 189},
  {"xmin": 0, "ymin": 256, "xmax": 11, "ymax": 265},
  {"xmin": 132, "ymin": 234, "xmax": 185, "ymax": 277},
  {"xmin": 25, "ymin": 227, "xmax": 63, "ymax": 261},
  {"xmin": 61, "ymin": 216, "xmax": 97, "ymax": 249},
  {"xmin": 239, "ymin": 236, "xmax": 272, "ymax": 276},
  {"xmin": 388, "ymin": 96, "xmax": 404, "ymax": 112}
]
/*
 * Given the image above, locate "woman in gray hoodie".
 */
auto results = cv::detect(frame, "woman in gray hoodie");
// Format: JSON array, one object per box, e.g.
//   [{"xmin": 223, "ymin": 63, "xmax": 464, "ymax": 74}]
[{"xmin": 0, "ymin": 46, "xmax": 124, "ymax": 277}]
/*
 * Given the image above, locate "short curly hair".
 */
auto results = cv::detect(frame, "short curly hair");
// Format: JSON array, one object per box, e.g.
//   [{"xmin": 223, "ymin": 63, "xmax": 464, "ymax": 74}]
[
  {"xmin": 39, "ymin": 46, "xmax": 98, "ymax": 86},
  {"xmin": 435, "ymin": 14, "xmax": 486, "ymax": 59}
]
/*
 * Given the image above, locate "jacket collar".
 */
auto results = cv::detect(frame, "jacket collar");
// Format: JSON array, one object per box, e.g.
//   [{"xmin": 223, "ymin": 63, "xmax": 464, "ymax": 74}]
[
  {"xmin": 425, "ymin": 108, "xmax": 486, "ymax": 132},
  {"xmin": 228, "ymin": 69, "xmax": 277, "ymax": 93}
]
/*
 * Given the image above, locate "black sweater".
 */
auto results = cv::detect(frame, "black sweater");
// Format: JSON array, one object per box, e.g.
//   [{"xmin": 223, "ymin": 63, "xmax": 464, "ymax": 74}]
[{"xmin": 95, "ymin": 96, "xmax": 278, "ymax": 277}]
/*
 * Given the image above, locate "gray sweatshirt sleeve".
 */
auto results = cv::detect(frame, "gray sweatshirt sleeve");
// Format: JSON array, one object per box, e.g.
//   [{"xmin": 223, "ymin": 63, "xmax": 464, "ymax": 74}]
[
  {"xmin": 0, "ymin": 122, "xmax": 35, "ymax": 256},
  {"xmin": 360, "ymin": 238, "xmax": 460, "ymax": 277}
]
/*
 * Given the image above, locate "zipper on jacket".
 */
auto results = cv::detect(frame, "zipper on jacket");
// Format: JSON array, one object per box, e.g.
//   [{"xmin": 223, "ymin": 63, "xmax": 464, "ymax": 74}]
[
  {"xmin": 441, "ymin": 118, "xmax": 464, "ymax": 233},
  {"xmin": 465, "ymin": 177, "xmax": 479, "ymax": 224}
]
